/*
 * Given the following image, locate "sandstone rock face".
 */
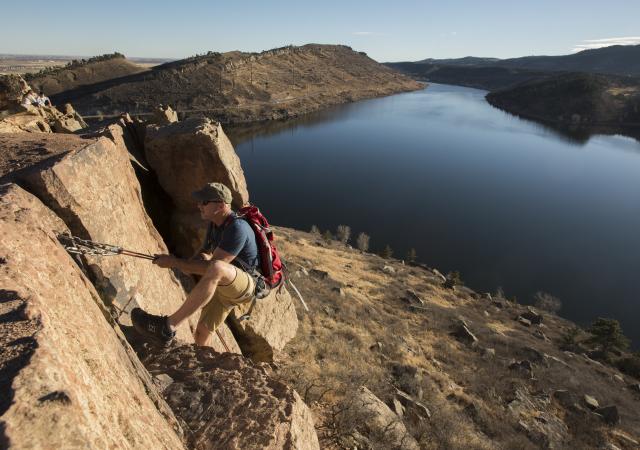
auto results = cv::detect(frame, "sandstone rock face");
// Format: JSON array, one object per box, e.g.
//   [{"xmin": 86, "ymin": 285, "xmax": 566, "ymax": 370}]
[
  {"xmin": 145, "ymin": 117, "xmax": 249, "ymax": 211},
  {"xmin": 170, "ymin": 211, "xmax": 209, "ymax": 257},
  {"xmin": 352, "ymin": 386, "xmax": 419, "ymax": 450},
  {"xmin": 100, "ymin": 114, "xmax": 149, "ymax": 170},
  {"xmin": 10, "ymin": 136, "xmax": 198, "ymax": 344},
  {"xmin": 0, "ymin": 183, "xmax": 185, "ymax": 449},
  {"xmin": 228, "ymin": 286, "xmax": 299, "ymax": 362},
  {"xmin": 143, "ymin": 345, "xmax": 320, "ymax": 450}
]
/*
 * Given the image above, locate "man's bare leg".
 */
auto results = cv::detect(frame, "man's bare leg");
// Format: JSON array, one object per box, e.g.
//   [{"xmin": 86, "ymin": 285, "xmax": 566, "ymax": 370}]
[
  {"xmin": 167, "ymin": 260, "xmax": 236, "ymax": 328},
  {"xmin": 194, "ymin": 322, "xmax": 212, "ymax": 346}
]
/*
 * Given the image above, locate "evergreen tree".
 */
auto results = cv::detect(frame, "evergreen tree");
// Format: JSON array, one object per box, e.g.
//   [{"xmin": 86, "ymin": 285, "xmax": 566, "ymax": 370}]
[
  {"xmin": 406, "ymin": 248, "xmax": 417, "ymax": 263},
  {"xmin": 381, "ymin": 245, "xmax": 393, "ymax": 259},
  {"xmin": 586, "ymin": 318, "xmax": 630, "ymax": 354}
]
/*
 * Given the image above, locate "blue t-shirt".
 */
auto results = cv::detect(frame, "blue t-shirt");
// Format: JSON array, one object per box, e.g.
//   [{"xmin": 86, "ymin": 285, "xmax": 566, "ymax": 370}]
[{"xmin": 203, "ymin": 214, "xmax": 259, "ymax": 270}]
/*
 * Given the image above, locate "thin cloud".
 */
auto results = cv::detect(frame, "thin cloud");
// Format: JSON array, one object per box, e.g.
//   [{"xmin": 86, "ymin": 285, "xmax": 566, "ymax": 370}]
[
  {"xmin": 353, "ymin": 31, "xmax": 375, "ymax": 36},
  {"xmin": 572, "ymin": 36, "xmax": 640, "ymax": 52}
]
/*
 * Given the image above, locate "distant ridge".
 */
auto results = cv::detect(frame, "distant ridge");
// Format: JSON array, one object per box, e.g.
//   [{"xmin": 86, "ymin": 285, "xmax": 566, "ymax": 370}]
[
  {"xmin": 40, "ymin": 44, "xmax": 422, "ymax": 124},
  {"xmin": 390, "ymin": 44, "xmax": 640, "ymax": 78}
]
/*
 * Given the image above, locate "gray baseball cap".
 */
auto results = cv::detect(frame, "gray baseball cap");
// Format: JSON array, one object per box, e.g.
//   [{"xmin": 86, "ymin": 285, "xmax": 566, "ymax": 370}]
[{"xmin": 192, "ymin": 182, "xmax": 232, "ymax": 204}]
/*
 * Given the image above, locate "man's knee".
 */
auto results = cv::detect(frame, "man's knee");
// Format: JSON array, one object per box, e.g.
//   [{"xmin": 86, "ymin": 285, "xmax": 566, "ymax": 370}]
[
  {"xmin": 203, "ymin": 260, "xmax": 226, "ymax": 279},
  {"xmin": 203, "ymin": 260, "xmax": 236, "ymax": 285}
]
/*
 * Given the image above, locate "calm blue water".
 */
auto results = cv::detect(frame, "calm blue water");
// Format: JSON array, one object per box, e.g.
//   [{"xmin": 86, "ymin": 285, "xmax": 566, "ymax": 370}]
[{"xmin": 228, "ymin": 84, "xmax": 640, "ymax": 345}]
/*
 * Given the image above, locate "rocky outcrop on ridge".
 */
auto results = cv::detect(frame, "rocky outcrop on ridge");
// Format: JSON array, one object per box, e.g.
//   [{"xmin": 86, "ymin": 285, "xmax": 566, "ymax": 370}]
[
  {"xmin": 26, "ymin": 53, "xmax": 146, "ymax": 97},
  {"xmin": 0, "ymin": 75, "xmax": 88, "ymax": 134},
  {"xmin": 143, "ymin": 345, "xmax": 319, "ymax": 450},
  {"xmin": 0, "ymin": 183, "xmax": 186, "ymax": 449}
]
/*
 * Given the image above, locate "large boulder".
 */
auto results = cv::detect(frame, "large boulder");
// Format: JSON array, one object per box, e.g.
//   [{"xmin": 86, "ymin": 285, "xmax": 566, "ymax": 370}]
[
  {"xmin": 228, "ymin": 286, "xmax": 299, "ymax": 362},
  {"xmin": 144, "ymin": 118, "xmax": 250, "ymax": 256},
  {"xmin": 150, "ymin": 104, "xmax": 179, "ymax": 125},
  {"xmin": 51, "ymin": 104, "xmax": 87, "ymax": 133},
  {"xmin": 0, "ymin": 74, "xmax": 29, "ymax": 113},
  {"xmin": 351, "ymin": 386, "xmax": 419, "ymax": 450},
  {"xmin": 508, "ymin": 387, "xmax": 568, "ymax": 448},
  {"xmin": 143, "ymin": 345, "xmax": 320, "ymax": 450},
  {"xmin": 0, "ymin": 183, "xmax": 185, "ymax": 449},
  {"xmin": 8, "ymin": 134, "xmax": 239, "ymax": 352},
  {"xmin": 145, "ymin": 117, "xmax": 249, "ymax": 211}
]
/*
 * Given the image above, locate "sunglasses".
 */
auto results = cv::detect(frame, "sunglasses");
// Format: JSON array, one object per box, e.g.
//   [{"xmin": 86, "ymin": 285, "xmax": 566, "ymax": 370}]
[{"xmin": 198, "ymin": 200, "xmax": 224, "ymax": 206}]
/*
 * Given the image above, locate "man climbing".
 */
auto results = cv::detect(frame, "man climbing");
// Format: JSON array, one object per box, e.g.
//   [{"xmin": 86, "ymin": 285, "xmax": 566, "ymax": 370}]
[{"xmin": 131, "ymin": 182, "xmax": 259, "ymax": 346}]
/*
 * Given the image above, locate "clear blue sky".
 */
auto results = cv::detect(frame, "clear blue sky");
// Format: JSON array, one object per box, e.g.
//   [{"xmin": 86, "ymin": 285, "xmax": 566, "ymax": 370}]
[{"xmin": 1, "ymin": 0, "xmax": 638, "ymax": 62}]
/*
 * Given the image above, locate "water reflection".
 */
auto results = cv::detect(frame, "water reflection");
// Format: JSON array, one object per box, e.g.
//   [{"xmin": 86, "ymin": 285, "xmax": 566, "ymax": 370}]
[{"xmin": 228, "ymin": 85, "xmax": 640, "ymax": 148}]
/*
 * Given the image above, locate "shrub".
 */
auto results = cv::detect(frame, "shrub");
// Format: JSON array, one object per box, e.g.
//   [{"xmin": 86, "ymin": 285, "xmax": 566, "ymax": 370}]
[
  {"xmin": 406, "ymin": 248, "xmax": 417, "ymax": 263},
  {"xmin": 533, "ymin": 291, "xmax": 562, "ymax": 313},
  {"xmin": 356, "ymin": 232, "xmax": 370, "ymax": 252},
  {"xmin": 336, "ymin": 225, "xmax": 351, "ymax": 245},
  {"xmin": 310, "ymin": 225, "xmax": 320, "ymax": 235},
  {"xmin": 586, "ymin": 318, "xmax": 630, "ymax": 354},
  {"xmin": 322, "ymin": 230, "xmax": 333, "ymax": 244},
  {"xmin": 381, "ymin": 245, "xmax": 393, "ymax": 259},
  {"xmin": 446, "ymin": 270, "xmax": 463, "ymax": 285},
  {"xmin": 559, "ymin": 326, "xmax": 583, "ymax": 352}
]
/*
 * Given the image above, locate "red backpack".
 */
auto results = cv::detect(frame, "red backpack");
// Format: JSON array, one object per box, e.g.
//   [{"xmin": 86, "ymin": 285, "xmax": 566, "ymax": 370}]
[{"xmin": 235, "ymin": 205, "xmax": 284, "ymax": 288}]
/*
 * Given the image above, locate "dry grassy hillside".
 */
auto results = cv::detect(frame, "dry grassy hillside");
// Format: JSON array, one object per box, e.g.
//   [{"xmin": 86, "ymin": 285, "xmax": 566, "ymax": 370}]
[
  {"xmin": 273, "ymin": 226, "xmax": 640, "ymax": 449},
  {"xmin": 42, "ymin": 44, "xmax": 423, "ymax": 123}
]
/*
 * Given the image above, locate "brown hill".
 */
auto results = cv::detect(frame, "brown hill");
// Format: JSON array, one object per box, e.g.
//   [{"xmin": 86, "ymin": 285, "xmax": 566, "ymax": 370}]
[
  {"xmin": 486, "ymin": 73, "xmax": 640, "ymax": 130},
  {"xmin": 26, "ymin": 53, "xmax": 147, "ymax": 96},
  {"xmin": 44, "ymin": 44, "xmax": 423, "ymax": 123}
]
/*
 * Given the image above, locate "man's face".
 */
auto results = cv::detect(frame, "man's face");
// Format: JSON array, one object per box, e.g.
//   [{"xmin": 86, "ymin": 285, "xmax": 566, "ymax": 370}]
[{"xmin": 197, "ymin": 200, "xmax": 225, "ymax": 221}]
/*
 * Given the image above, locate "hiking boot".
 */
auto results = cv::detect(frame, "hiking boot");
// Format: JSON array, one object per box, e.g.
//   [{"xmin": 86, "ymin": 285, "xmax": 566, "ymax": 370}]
[{"xmin": 131, "ymin": 307, "xmax": 175, "ymax": 345}]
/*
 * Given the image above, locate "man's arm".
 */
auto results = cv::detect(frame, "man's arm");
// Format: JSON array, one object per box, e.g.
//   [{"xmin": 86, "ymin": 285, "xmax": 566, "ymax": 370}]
[{"xmin": 153, "ymin": 248, "xmax": 236, "ymax": 275}]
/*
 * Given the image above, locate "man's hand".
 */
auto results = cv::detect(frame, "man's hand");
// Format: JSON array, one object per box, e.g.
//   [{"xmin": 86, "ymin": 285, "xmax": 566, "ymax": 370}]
[
  {"xmin": 192, "ymin": 252, "xmax": 213, "ymax": 261},
  {"xmin": 153, "ymin": 254, "xmax": 178, "ymax": 268}
]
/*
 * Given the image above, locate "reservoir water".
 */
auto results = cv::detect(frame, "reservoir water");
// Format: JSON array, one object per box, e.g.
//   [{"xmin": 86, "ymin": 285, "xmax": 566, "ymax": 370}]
[{"xmin": 228, "ymin": 83, "xmax": 640, "ymax": 346}]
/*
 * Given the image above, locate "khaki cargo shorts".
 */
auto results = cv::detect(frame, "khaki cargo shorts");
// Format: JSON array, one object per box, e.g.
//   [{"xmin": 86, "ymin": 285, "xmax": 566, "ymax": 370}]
[{"xmin": 198, "ymin": 267, "xmax": 256, "ymax": 332}]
